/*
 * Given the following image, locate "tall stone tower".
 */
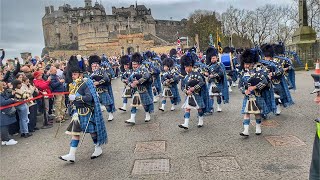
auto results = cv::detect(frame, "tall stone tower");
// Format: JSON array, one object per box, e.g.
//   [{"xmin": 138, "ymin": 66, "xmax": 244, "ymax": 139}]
[
  {"xmin": 292, "ymin": 0, "xmax": 317, "ymax": 43},
  {"xmin": 289, "ymin": 0, "xmax": 318, "ymax": 66},
  {"xmin": 85, "ymin": 0, "xmax": 92, "ymax": 8}
]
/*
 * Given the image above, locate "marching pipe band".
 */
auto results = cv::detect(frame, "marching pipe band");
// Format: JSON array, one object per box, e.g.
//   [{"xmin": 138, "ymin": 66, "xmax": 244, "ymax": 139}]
[{"xmin": 60, "ymin": 42, "xmax": 296, "ymax": 163}]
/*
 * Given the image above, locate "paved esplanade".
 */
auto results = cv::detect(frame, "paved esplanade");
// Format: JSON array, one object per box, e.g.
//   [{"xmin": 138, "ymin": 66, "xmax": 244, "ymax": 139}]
[{"xmin": 0, "ymin": 71, "xmax": 317, "ymax": 180}]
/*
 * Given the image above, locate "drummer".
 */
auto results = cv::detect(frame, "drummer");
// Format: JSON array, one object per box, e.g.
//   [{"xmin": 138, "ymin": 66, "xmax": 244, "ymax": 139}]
[{"xmin": 220, "ymin": 47, "xmax": 237, "ymax": 92}]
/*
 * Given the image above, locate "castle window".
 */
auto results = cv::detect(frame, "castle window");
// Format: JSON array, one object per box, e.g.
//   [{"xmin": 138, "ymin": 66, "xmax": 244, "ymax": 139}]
[{"xmin": 74, "ymin": 36, "xmax": 78, "ymax": 40}]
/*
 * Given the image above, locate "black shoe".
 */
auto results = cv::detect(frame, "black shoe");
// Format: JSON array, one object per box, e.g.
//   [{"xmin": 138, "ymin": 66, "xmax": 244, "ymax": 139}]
[
  {"xmin": 21, "ymin": 133, "xmax": 33, "ymax": 138},
  {"xmin": 178, "ymin": 124, "xmax": 188, "ymax": 129},
  {"xmin": 34, "ymin": 127, "xmax": 40, "ymax": 131},
  {"xmin": 239, "ymin": 132, "xmax": 249, "ymax": 137},
  {"xmin": 29, "ymin": 130, "xmax": 35, "ymax": 133},
  {"xmin": 118, "ymin": 107, "xmax": 126, "ymax": 112}
]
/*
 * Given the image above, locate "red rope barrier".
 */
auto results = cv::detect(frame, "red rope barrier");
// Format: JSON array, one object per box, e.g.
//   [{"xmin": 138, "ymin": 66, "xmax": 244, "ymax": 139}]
[{"xmin": 0, "ymin": 92, "xmax": 70, "ymax": 110}]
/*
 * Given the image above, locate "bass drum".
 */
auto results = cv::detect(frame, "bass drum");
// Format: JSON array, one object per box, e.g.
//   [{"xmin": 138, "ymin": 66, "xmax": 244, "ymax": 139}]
[{"xmin": 220, "ymin": 53, "xmax": 232, "ymax": 71}]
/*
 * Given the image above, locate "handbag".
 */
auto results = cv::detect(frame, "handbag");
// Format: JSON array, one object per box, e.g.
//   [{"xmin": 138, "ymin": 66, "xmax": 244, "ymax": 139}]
[{"xmin": 2, "ymin": 106, "xmax": 17, "ymax": 116}]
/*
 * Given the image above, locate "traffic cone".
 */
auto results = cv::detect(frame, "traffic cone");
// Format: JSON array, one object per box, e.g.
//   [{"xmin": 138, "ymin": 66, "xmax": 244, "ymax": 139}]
[
  {"xmin": 305, "ymin": 63, "xmax": 309, "ymax": 71},
  {"xmin": 315, "ymin": 60, "xmax": 320, "ymax": 74}
]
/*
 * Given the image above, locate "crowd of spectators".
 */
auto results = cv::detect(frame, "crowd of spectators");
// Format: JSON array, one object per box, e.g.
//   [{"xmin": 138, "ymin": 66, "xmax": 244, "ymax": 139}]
[{"xmin": 0, "ymin": 49, "xmax": 68, "ymax": 146}]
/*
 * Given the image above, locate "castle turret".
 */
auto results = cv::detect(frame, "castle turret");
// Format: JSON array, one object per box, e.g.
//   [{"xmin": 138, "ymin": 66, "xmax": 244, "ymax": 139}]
[
  {"xmin": 85, "ymin": 0, "xmax": 92, "ymax": 8},
  {"xmin": 45, "ymin": 6, "xmax": 50, "ymax": 14}
]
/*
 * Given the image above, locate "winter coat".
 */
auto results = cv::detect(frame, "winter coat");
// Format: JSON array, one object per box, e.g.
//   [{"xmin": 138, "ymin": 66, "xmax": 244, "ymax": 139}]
[
  {"xmin": 0, "ymin": 92, "xmax": 17, "ymax": 127},
  {"xmin": 33, "ymin": 79, "xmax": 53, "ymax": 98},
  {"xmin": 50, "ymin": 74, "xmax": 65, "ymax": 92}
]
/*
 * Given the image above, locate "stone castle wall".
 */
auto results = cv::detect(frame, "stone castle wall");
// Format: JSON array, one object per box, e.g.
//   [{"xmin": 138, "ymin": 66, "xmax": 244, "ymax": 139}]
[
  {"xmin": 49, "ymin": 33, "xmax": 155, "ymax": 59},
  {"xmin": 155, "ymin": 20, "xmax": 187, "ymax": 43},
  {"xmin": 43, "ymin": 1, "xmax": 187, "ymax": 57}
]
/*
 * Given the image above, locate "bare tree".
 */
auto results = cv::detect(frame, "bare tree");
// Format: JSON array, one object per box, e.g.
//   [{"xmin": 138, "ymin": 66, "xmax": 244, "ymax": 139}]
[
  {"xmin": 308, "ymin": 0, "xmax": 320, "ymax": 33},
  {"xmin": 222, "ymin": 6, "xmax": 249, "ymax": 39},
  {"xmin": 269, "ymin": 6, "xmax": 297, "ymax": 44}
]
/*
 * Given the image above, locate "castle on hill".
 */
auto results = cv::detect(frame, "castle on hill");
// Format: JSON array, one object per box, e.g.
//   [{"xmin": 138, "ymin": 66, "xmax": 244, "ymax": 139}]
[{"xmin": 42, "ymin": 0, "xmax": 187, "ymax": 56}]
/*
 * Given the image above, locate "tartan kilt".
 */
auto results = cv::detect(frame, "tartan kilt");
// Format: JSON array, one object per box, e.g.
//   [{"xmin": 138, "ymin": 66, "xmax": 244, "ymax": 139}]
[
  {"xmin": 216, "ymin": 83, "xmax": 223, "ymax": 93},
  {"xmin": 153, "ymin": 76, "xmax": 162, "ymax": 94},
  {"xmin": 273, "ymin": 83, "xmax": 293, "ymax": 107},
  {"xmin": 261, "ymin": 88, "xmax": 276, "ymax": 114},
  {"xmin": 99, "ymin": 91, "xmax": 114, "ymax": 106},
  {"xmin": 273, "ymin": 83, "xmax": 284, "ymax": 101},
  {"xmin": 232, "ymin": 70, "xmax": 238, "ymax": 82},
  {"xmin": 139, "ymin": 92, "xmax": 153, "ymax": 106},
  {"xmin": 183, "ymin": 93, "xmax": 205, "ymax": 109},
  {"xmin": 107, "ymin": 85, "xmax": 115, "ymax": 103},
  {"xmin": 201, "ymin": 84, "xmax": 210, "ymax": 113},
  {"xmin": 79, "ymin": 112, "xmax": 96, "ymax": 133},
  {"xmin": 241, "ymin": 95, "xmax": 269, "ymax": 115},
  {"xmin": 170, "ymin": 84, "xmax": 181, "ymax": 104}
]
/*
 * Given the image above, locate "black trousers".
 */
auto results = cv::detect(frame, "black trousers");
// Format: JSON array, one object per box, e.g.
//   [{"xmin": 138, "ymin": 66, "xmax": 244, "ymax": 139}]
[
  {"xmin": 49, "ymin": 98, "xmax": 54, "ymax": 115},
  {"xmin": 28, "ymin": 104, "xmax": 37, "ymax": 131},
  {"xmin": 1, "ymin": 126, "xmax": 11, "ymax": 141},
  {"xmin": 9, "ymin": 113, "xmax": 19, "ymax": 135}
]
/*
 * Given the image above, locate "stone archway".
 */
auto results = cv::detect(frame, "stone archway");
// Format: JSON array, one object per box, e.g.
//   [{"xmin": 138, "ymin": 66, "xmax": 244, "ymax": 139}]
[{"xmin": 127, "ymin": 47, "xmax": 134, "ymax": 55}]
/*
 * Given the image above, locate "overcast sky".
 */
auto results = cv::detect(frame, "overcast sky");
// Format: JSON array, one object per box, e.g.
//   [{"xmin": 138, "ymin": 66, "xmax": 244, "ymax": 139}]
[{"xmin": 0, "ymin": 0, "xmax": 293, "ymax": 59}]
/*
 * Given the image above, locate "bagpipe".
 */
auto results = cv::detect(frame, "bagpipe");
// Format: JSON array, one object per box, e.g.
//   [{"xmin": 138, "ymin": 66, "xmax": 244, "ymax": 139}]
[
  {"xmin": 91, "ymin": 70, "xmax": 106, "ymax": 83},
  {"xmin": 207, "ymin": 64, "xmax": 222, "ymax": 96},
  {"xmin": 161, "ymin": 71, "xmax": 175, "ymax": 98},
  {"xmin": 243, "ymin": 72, "xmax": 263, "ymax": 114},
  {"xmin": 121, "ymin": 70, "xmax": 133, "ymax": 98},
  {"xmin": 171, "ymin": 65, "xmax": 184, "ymax": 78}
]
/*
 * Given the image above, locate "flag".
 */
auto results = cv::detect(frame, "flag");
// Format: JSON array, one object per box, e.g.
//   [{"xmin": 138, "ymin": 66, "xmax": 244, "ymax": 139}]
[{"xmin": 216, "ymin": 30, "xmax": 223, "ymax": 54}]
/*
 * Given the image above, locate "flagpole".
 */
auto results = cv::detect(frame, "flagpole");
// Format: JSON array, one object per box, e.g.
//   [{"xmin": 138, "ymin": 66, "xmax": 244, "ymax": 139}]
[{"xmin": 216, "ymin": 28, "xmax": 218, "ymax": 49}]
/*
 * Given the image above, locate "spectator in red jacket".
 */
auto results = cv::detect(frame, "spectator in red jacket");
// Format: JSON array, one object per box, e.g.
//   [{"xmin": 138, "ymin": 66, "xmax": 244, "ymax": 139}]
[{"xmin": 33, "ymin": 71, "xmax": 53, "ymax": 129}]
